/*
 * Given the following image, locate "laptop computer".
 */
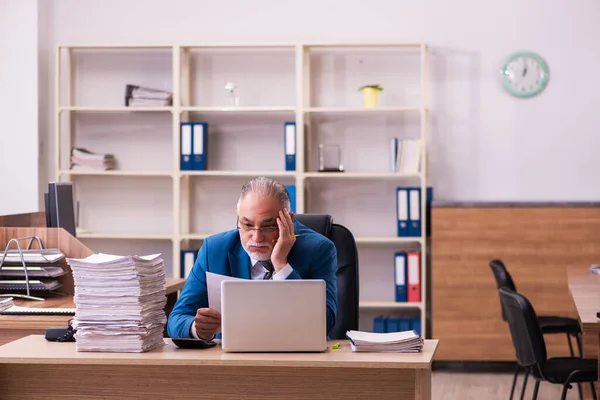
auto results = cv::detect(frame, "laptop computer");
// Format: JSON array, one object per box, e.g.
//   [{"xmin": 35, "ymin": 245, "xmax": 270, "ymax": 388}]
[{"xmin": 220, "ymin": 279, "xmax": 327, "ymax": 353}]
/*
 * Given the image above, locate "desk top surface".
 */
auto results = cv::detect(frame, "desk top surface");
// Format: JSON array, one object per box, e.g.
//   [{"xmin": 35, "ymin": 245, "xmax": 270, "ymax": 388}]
[
  {"xmin": 0, "ymin": 335, "xmax": 438, "ymax": 369},
  {"xmin": 567, "ymin": 267, "xmax": 600, "ymax": 333},
  {"xmin": 0, "ymin": 278, "xmax": 185, "ymax": 328}
]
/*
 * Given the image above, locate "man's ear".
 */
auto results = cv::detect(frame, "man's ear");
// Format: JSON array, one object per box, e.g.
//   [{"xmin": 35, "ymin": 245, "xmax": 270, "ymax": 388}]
[{"xmin": 289, "ymin": 211, "xmax": 295, "ymax": 220}]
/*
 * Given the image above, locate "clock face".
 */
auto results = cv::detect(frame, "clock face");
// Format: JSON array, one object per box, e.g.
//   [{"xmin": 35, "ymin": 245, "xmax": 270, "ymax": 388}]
[{"xmin": 500, "ymin": 51, "xmax": 549, "ymax": 98}]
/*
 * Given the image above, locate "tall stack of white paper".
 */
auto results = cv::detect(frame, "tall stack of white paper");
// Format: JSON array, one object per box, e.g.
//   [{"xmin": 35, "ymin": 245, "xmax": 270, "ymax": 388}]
[
  {"xmin": 66, "ymin": 253, "xmax": 167, "ymax": 353},
  {"xmin": 346, "ymin": 330, "xmax": 424, "ymax": 353}
]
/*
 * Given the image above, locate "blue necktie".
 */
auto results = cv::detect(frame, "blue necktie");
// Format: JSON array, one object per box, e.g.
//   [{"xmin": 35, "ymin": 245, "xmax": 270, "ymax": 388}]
[{"xmin": 258, "ymin": 260, "xmax": 274, "ymax": 280}]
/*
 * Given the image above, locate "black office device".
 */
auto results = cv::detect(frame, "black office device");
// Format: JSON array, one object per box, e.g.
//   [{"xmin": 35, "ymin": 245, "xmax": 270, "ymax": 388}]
[
  {"xmin": 172, "ymin": 338, "xmax": 217, "ymax": 349},
  {"xmin": 45, "ymin": 182, "xmax": 77, "ymax": 238},
  {"xmin": 45, "ymin": 320, "xmax": 76, "ymax": 342}
]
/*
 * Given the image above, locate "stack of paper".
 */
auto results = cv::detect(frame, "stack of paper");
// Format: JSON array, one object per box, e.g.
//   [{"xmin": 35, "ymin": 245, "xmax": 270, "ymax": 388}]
[
  {"xmin": 346, "ymin": 330, "xmax": 424, "ymax": 353},
  {"xmin": 70, "ymin": 148, "xmax": 116, "ymax": 171},
  {"xmin": 125, "ymin": 84, "xmax": 172, "ymax": 107},
  {"xmin": 66, "ymin": 253, "xmax": 167, "ymax": 353},
  {"xmin": 0, "ymin": 297, "xmax": 14, "ymax": 312}
]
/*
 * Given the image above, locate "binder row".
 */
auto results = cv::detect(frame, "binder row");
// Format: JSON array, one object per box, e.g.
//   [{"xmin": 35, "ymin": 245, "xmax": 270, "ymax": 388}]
[
  {"xmin": 179, "ymin": 122, "xmax": 297, "ymax": 171},
  {"xmin": 396, "ymin": 187, "xmax": 433, "ymax": 237},
  {"xmin": 374, "ymin": 316, "xmax": 421, "ymax": 336},
  {"xmin": 394, "ymin": 251, "xmax": 421, "ymax": 303}
]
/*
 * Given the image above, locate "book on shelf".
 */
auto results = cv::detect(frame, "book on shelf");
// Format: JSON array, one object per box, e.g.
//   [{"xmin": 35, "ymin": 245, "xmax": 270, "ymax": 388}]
[
  {"xmin": 398, "ymin": 139, "xmax": 422, "ymax": 174},
  {"xmin": 70, "ymin": 148, "xmax": 116, "ymax": 171},
  {"xmin": 374, "ymin": 315, "xmax": 421, "ymax": 336},
  {"xmin": 125, "ymin": 84, "xmax": 172, "ymax": 107}
]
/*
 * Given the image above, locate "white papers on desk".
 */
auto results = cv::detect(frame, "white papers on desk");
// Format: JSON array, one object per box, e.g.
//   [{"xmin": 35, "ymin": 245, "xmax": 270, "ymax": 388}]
[
  {"xmin": 206, "ymin": 272, "xmax": 244, "ymax": 314},
  {"xmin": 66, "ymin": 253, "xmax": 167, "ymax": 353},
  {"xmin": 0, "ymin": 297, "xmax": 13, "ymax": 312},
  {"xmin": 346, "ymin": 330, "xmax": 424, "ymax": 353}
]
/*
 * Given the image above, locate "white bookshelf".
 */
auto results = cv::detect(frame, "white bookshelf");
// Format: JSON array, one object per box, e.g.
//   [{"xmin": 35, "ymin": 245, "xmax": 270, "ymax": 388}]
[{"xmin": 56, "ymin": 43, "xmax": 430, "ymax": 336}]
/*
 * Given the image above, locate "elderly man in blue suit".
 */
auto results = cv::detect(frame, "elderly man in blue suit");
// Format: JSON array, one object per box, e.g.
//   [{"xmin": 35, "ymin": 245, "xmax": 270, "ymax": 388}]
[{"xmin": 167, "ymin": 176, "xmax": 337, "ymax": 340}]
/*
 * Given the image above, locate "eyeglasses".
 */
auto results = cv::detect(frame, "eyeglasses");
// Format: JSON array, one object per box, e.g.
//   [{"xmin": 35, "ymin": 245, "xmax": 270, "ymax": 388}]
[{"xmin": 236, "ymin": 218, "xmax": 278, "ymax": 234}]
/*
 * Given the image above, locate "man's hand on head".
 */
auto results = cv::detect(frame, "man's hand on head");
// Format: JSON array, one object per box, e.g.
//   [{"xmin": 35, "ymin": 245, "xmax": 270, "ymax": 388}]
[{"xmin": 270, "ymin": 209, "xmax": 296, "ymax": 271}]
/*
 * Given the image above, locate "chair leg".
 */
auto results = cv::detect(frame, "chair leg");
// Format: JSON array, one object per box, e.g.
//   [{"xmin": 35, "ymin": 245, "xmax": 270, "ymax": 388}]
[
  {"xmin": 566, "ymin": 333, "xmax": 575, "ymax": 357},
  {"xmin": 591, "ymin": 381, "xmax": 598, "ymax": 400},
  {"xmin": 509, "ymin": 364, "xmax": 520, "ymax": 400},
  {"xmin": 532, "ymin": 380, "xmax": 540, "ymax": 400},
  {"xmin": 575, "ymin": 332, "xmax": 583, "ymax": 357},
  {"xmin": 519, "ymin": 369, "xmax": 529, "ymax": 400},
  {"xmin": 567, "ymin": 333, "xmax": 584, "ymax": 400},
  {"xmin": 561, "ymin": 382, "xmax": 570, "ymax": 400}
]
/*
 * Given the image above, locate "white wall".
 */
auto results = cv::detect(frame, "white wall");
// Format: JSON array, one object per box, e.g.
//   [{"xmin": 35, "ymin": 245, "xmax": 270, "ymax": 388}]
[
  {"xmin": 43, "ymin": 0, "xmax": 600, "ymax": 202},
  {"xmin": 0, "ymin": 0, "xmax": 39, "ymax": 214}
]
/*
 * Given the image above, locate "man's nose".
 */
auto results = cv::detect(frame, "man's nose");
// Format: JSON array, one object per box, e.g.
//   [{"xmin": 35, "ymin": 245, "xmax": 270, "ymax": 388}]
[{"xmin": 252, "ymin": 229, "xmax": 264, "ymax": 242}]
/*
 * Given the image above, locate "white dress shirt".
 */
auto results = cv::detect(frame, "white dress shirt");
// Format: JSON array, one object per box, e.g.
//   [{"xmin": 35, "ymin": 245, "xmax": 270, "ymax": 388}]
[{"xmin": 190, "ymin": 259, "xmax": 293, "ymax": 339}]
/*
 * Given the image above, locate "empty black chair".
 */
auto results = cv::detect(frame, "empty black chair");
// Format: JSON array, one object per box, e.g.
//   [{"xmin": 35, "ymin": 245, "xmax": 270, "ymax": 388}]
[
  {"xmin": 294, "ymin": 214, "xmax": 359, "ymax": 340},
  {"xmin": 490, "ymin": 259, "xmax": 583, "ymax": 400},
  {"xmin": 498, "ymin": 287, "xmax": 597, "ymax": 400}
]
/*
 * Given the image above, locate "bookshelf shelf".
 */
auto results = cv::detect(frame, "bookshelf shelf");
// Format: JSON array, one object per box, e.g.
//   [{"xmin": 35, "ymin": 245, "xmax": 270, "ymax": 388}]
[
  {"xmin": 354, "ymin": 236, "xmax": 423, "ymax": 244},
  {"xmin": 303, "ymin": 172, "xmax": 421, "ymax": 179},
  {"xmin": 181, "ymin": 171, "xmax": 296, "ymax": 178},
  {"xmin": 304, "ymin": 106, "xmax": 422, "ymax": 114},
  {"xmin": 180, "ymin": 233, "xmax": 210, "ymax": 241},
  {"xmin": 59, "ymin": 106, "xmax": 173, "ymax": 113},
  {"xmin": 60, "ymin": 170, "xmax": 173, "ymax": 177},
  {"xmin": 56, "ymin": 42, "xmax": 430, "ymax": 337},
  {"xmin": 76, "ymin": 231, "xmax": 173, "ymax": 240},
  {"xmin": 181, "ymin": 106, "xmax": 295, "ymax": 113},
  {"xmin": 359, "ymin": 301, "xmax": 423, "ymax": 309}
]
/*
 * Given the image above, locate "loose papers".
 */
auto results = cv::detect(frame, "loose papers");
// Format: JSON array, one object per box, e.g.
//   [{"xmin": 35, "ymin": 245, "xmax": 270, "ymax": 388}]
[
  {"xmin": 346, "ymin": 330, "xmax": 424, "ymax": 353},
  {"xmin": 66, "ymin": 253, "xmax": 167, "ymax": 353},
  {"xmin": 206, "ymin": 271, "xmax": 243, "ymax": 314}
]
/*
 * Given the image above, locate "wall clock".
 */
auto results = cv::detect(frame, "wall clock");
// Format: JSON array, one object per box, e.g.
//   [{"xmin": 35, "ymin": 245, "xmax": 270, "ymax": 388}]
[{"xmin": 500, "ymin": 51, "xmax": 549, "ymax": 98}]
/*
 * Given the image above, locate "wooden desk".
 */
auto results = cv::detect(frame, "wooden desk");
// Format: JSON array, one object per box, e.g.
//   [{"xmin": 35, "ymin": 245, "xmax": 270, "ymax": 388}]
[
  {"xmin": 0, "ymin": 335, "xmax": 438, "ymax": 400},
  {"xmin": 568, "ymin": 267, "xmax": 600, "ymax": 395},
  {"xmin": 0, "ymin": 278, "xmax": 185, "ymax": 346}
]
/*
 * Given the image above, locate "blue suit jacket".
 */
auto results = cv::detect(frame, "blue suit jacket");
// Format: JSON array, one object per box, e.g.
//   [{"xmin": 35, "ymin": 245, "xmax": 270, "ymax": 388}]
[{"xmin": 167, "ymin": 220, "xmax": 338, "ymax": 338}]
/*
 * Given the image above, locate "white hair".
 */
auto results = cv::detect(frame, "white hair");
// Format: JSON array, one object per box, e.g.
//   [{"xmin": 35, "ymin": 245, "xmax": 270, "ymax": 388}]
[{"xmin": 237, "ymin": 176, "xmax": 291, "ymax": 211}]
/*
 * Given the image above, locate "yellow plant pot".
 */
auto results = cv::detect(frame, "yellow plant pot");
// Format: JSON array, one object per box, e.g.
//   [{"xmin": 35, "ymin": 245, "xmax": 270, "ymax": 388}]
[{"xmin": 362, "ymin": 88, "xmax": 380, "ymax": 108}]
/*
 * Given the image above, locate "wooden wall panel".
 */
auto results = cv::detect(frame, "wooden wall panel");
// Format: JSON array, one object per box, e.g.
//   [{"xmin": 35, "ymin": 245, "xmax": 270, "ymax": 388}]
[{"xmin": 431, "ymin": 206, "xmax": 600, "ymax": 361}]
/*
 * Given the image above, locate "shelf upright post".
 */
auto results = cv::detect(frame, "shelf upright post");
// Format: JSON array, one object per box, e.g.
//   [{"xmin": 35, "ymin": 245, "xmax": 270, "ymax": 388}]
[{"xmin": 172, "ymin": 45, "xmax": 182, "ymax": 278}]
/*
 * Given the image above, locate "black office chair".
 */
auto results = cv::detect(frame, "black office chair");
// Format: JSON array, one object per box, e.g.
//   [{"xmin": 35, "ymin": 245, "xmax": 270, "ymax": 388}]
[
  {"xmin": 294, "ymin": 213, "xmax": 359, "ymax": 339},
  {"xmin": 498, "ymin": 287, "xmax": 597, "ymax": 400},
  {"xmin": 490, "ymin": 259, "xmax": 583, "ymax": 400}
]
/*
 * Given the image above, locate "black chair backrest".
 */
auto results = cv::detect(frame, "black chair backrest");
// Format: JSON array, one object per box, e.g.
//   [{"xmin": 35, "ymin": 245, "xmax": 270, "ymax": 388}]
[
  {"xmin": 498, "ymin": 287, "xmax": 547, "ymax": 368},
  {"xmin": 489, "ymin": 259, "xmax": 517, "ymax": 321},
  {"xmin": 294, "ymin": 214, "xmax": 359, "ymax": 339}
]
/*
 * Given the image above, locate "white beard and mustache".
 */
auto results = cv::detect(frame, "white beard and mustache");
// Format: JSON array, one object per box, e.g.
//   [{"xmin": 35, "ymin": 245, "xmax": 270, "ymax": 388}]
[{"xmin": 240, "ymin": 234, "xmax": 272, "ymax": 261}]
